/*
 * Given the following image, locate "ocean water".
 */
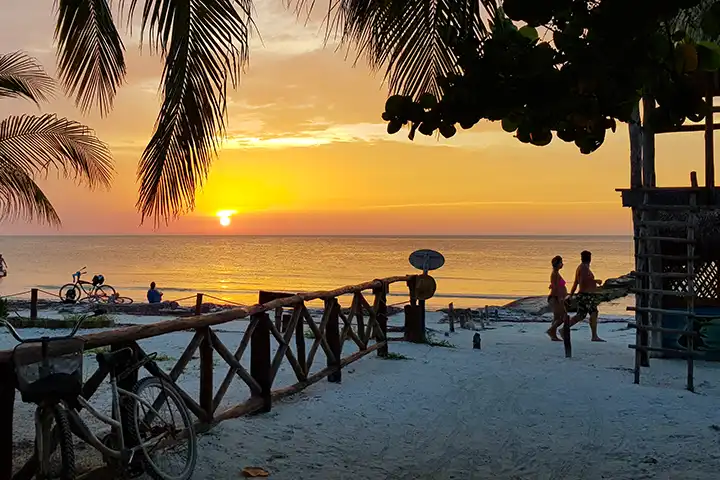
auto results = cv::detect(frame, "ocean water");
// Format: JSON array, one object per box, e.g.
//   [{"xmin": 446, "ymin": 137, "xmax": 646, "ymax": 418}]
[{"xmin": 0, "ymin": 235, "xmax": 634, "ymax": 314}]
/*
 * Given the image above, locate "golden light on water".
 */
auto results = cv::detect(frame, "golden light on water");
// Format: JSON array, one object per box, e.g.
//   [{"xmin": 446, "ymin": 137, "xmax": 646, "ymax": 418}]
[{"xmin": 216, "ymin": 210, "xmax": 237, "ymax": 227}]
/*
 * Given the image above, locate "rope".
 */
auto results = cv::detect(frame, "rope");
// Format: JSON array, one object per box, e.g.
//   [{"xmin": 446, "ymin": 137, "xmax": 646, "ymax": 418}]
[
  {"xmin": 37, "ymin": 289, "xmax": 61, "ymax": 299},
  {"xmin": 0, "ymin": 290, "xmax": 31, "ymax": 299},
  {"xmin": 202, "ymin": 294, "xmax": 246, "ymax": 307},
  {"xmin": 165, "ymin": 295, "xmax": 198, "ymax": 303}
]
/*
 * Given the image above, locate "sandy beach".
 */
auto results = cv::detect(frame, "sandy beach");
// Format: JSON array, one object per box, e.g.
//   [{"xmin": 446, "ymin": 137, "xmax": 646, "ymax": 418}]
[{"xmin": 6, "ymin": 308, "xmax": 720, "ymax": 479}]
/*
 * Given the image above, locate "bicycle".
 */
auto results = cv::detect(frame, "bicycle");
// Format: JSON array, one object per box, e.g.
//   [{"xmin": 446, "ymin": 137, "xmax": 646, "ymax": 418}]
[
  {"xmin": 3, "ymin": 311, "xmax": 197, "ymax": 480},
  {"xmin": 59, "ymin": 268, "xmax": 117, "ymax": 304}
]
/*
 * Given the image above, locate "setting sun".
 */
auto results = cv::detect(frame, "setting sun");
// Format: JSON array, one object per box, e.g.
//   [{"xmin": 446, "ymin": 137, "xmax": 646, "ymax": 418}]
[{"xmin": 216, "ymin": 210, "xmax": 237, "ymax": 227}]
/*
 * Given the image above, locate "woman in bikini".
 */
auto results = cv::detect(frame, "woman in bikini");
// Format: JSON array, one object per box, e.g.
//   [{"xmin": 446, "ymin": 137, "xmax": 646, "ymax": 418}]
[{"xmin": 546, "ymin": 255, "xmax": 568, "ymax": 341}]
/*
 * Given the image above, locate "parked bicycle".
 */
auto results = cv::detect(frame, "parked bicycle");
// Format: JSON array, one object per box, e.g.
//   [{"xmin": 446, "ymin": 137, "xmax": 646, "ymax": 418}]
[
  {"xmin": 59, "ymin": 268, "xmax": 117, "ymax": 304},
  {"xmin": 3, "ymin": 311, "xmax": 197, "ymax": 479}
]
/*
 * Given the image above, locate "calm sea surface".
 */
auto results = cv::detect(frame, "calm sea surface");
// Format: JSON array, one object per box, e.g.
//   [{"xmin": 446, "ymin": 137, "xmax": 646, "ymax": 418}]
[{"xmin": 0, "ymin": 236, "xmax": 634, "ymax": 314}]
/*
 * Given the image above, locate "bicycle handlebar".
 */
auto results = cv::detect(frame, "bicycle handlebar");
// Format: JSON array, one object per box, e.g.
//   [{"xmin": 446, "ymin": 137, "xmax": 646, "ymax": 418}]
[{"xmin": 0, "ymin": 309, "xmax": 107, "ymax": 344}]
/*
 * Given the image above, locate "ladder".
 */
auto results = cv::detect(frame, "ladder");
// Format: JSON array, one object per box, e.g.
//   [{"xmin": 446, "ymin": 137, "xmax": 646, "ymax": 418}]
[{"xmin": 628, "ymin": 191, "xmax": 699, "ymax": 392}]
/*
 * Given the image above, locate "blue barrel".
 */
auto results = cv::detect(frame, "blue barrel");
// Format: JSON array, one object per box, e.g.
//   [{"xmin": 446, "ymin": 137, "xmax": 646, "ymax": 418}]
[{"xmin": 662, "ymin": 307, "xmax": 720, "ymax": 361}]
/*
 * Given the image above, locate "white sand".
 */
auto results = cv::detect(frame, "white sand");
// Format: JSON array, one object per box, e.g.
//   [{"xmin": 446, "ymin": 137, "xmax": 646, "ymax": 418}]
[{"xmin": 7, "ymin": 311, "xmax": 720, "ymax": 479}]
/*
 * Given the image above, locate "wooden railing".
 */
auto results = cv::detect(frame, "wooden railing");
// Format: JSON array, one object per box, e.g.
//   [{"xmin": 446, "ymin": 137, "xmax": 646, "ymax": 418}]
[{"xmin": 0, "ymin": 275, "xmax": 419, "ymax": 480}]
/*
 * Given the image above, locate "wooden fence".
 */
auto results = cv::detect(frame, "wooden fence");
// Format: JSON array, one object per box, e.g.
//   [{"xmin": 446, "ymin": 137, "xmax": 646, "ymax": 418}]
[{"xmin": 0, "ymin": 275, "xmax": 428, "ymax": 480}]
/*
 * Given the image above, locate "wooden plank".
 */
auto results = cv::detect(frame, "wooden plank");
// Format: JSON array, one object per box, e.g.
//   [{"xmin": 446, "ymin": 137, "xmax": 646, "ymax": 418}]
[
  {"xmin": 267, "ymin": 307, "xmax": 304, "ymax": 384},
  {"xmin": 338, "ymin": 309, "xmax": 365, "ymax": 351},
  {"xmin": 199, "ymin": 327, "xmax": 214, "ymax": 417},
  {"xmin": 629, "ymin": 344, "xmax": 705, "ymax": 358},
  {"xmin": 628, "ymin": 306, "xmax": 717, "ymax": 318},
  {"xmin": 634, "ymin": 204, "xmax": 701, "ymax": 211},
  {"xmin": 305, "ymin": 303, "xmax": 331, "ymax": 373},
  {"xmin": 250, "ymin": 313, "xmax": 272, "ymax": 413},
  {"xmin": 636, "ymin": 253, "xmax": 699, "ymax": 261},
  {"xmin": 627, "ymin": 322, "xmax": 699, "ymax": 336},
  {"xmin": 212, "ymin": 317, "xmax": 259, "ymax": 411},
  {"xmin": 633, "ymin": 271, "xmax": 693, "ymax": 279},
  {"xmin": 359, "ymin": 292, "xmax": 382, "ymax": 343},
  {"xmin": 303, "ymin": 305, "xmax": 337, "ymax": 369},
  {"xmin": 0, "ymin": 276, "xmax": 413, "ymax": 363},
  {"xmin": 137, "ymin": 346, "xmax": 209, "ymax": 422},
  {"xmin": 209, "ymin": 330, "xmax": 262, "ymax": 395},
  {"xmin": 169, "ymin": 330, "xmax": 203, "ymax": 381},
  {"xmin": 634, "ymin": 236, "xmax": 695, "ymax": 244},
  {"xmin": 656, "ymin": 121, "xmax": 720, "ymax": 133},
  {"xmin": 326, "ymin": 299, "xmax": 342, "ymax": 383},
  {"xmin": 637, "ymin": 220, "xmax": 692, "ymax": 228},
  {"xmin": 354, "ymin": 292, "xmax": 366, "ymax": 347}
]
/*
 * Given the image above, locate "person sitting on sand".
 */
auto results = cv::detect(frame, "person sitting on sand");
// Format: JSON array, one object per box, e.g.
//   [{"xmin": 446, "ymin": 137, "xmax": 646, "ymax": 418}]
[
  {"xmin": 565, "ymin": 250, "xmax": 605, "ymax": 342},
  {"xmin": 0, "ymin": 254, "xmax": 7, "ymax": 278},
  {"xmin": 545, "ymin": 255, "xmax": 568, "ymax": 341},
  {"xmin": 147, "ymin": 282, "xmax": 163, "ymax": 304}
]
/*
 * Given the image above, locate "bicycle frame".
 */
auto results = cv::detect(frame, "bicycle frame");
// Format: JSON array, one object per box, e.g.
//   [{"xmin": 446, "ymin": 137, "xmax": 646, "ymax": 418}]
[{"xmin": 63, "ymin": 380, "xmax": 174, "ymax": 462}]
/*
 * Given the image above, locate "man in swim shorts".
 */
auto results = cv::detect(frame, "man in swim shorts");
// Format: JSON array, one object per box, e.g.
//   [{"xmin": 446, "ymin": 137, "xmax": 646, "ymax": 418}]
[{"xmin": 567, "ymin": 250, "xmax": 605, "ymax": 342}]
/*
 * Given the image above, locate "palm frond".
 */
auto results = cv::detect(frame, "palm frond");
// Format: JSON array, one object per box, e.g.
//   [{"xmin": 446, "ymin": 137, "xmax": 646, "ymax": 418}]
[
  {"xmin": 0, "ymin": 114, "xmax": 114, "ymax": 193},
  {"xmin": 313, "ymin": 0, "xmax": 498, "ymax": 99},
  {"xmin": 0, "ymin": 159, "xmax": 61, "ymax": 226},
  {"xmin": 672, "ymin": 0, "xmax": 719, "ymax": 42},
  {"xmin": 0, "ymin": 52, "xmax": 55, "ymax": 105},
  {"xmin": 128, "ymin": 0, "xmax": 254, "ymax": 224},
  {"xmin": 54, "ymin": 0, "xmax": 127, "ymax": 116}
]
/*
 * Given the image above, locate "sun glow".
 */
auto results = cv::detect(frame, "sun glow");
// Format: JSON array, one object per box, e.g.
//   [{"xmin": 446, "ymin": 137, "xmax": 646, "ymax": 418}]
[{"xmin": 216, "ymin": 210, "xmax": 237, "ymax": 227}]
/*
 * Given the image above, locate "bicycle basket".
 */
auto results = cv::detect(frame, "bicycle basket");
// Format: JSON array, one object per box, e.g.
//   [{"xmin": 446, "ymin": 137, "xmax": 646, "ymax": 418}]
[{"xmin": 13, "ymin": 338, "xmax": 84, "ymax": 404}]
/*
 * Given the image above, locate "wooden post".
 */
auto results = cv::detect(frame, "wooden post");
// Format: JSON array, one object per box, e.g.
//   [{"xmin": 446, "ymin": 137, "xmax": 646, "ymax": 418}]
[
  {"xmin": 404, "ymin": 305, "xmax": 425, "ymax": 343},
  {"xmin": 0, "ymin": 362, "xmax": 14, "ymax": 480},
  {"xmin": 374, "ymin": 283, "xmax": 389, "ymax": 357},
  {"xmin": 355, "ymin": 292, "xmax": 365, "ymax": 346},
  {"xmin": 325, "ymin": 299, "xmax": 342, "ymax": 383},
  {"xmin": 250, "ymin": 313, "xmax": 272, "ymax": 412},
  {"xmin": 705, "ymin": 76, "xmax": 715, "ymax": 188},
  {"xmin": 407, "ymin": 276, "xmax": 418, "ymax": 307},
  {"xmin": 563, "ymin": 312, "xmax": 572, "ymax": 358},
  {"xmin": 448, "ymin": 303, "xmax": 455, "ymax": 333},
  {"xmin": 199, "ymin": 327, "xmax": 214, "ymax": 417},
  {"xmin": 30, "ymin": 288, "xmax": 38, "ymax": 321},
  {"xmin": 629, "ymin": 102, "xmax": 643, "ymax": 189},
  {"xmin": 691, "ymin": 171, "xmax": 699, "ymax": 188},
  {"xmin": 195, "ymin": 293, "xmax": 203, "ymax": 315},
  {"xmin": 295, "ymin": 311, "xmax": 307, "ymax": 375},
  {"xmin": 642, "ymin": 95, "xmax": 657, "ymax": 187}
]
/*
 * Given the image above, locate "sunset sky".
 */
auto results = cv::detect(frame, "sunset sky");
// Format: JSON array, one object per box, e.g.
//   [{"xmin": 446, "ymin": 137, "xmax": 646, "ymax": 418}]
[{"xmin": 0, "ymin": 1, "xmax": 713, "ymax": 235}]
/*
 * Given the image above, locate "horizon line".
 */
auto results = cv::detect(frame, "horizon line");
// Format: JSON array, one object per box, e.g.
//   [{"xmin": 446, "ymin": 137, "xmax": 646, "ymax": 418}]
[{"xmin": 0, "ymin": 233, "xmax": 634, "ymax": 238}]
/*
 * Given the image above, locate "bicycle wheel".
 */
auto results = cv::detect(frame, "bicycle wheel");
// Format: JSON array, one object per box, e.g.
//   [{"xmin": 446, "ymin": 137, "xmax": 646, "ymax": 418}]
[
  {"xmin": 36, "ymin": 405, "xmax": 75, "ymax": 480},
  {"xmin": 125, "ymin": 377, "xmax": 197, "ymax": 480},
  {"xmin": 58, "ymin": 284, "xmax": 81, "ymax": 304},
  {"xmin": 98, "ymin": 284, "xmax": 116, "ymax": 297}
]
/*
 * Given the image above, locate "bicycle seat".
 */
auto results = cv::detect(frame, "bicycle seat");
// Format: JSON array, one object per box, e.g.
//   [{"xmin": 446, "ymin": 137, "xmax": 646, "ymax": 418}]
[{"xmin": 96, "ymin": 347, "xmax": 134, "ymax": 368}]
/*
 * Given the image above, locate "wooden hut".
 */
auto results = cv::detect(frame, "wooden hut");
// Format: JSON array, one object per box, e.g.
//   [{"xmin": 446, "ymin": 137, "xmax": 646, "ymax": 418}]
[{"xmin": 617, "ymin": 73, "xmax": 720, "ymax": 392}]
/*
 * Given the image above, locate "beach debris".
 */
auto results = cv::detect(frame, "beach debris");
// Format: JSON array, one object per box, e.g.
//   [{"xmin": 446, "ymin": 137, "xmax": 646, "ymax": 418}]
[
  {"xmin": 242, "ymin": 466, "xmax": 270, "ymax": 477},
  {"xmin": 473, "ymin": 333, "xmax": 482, "ymax": 350}
]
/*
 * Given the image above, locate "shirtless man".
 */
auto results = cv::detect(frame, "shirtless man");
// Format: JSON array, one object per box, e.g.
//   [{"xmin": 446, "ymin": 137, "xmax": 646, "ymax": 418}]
[{"xmin": 567, "ymin": 250, "xmax": 605, "ymax": 342}]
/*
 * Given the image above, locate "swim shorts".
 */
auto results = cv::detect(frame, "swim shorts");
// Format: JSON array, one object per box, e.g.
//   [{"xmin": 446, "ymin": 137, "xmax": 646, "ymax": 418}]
[{"xmin": 576, "ymin": 292, "xmax": 599, "ymax": 316}]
